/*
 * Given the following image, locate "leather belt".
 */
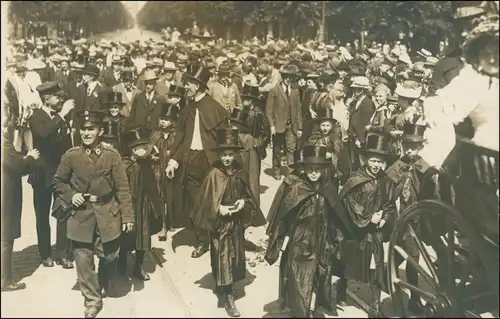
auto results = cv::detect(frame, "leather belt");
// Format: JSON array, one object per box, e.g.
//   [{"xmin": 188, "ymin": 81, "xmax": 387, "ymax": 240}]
[{"xmin": 87, "ymin": 192, "xmax": 115, "ymax": 204}]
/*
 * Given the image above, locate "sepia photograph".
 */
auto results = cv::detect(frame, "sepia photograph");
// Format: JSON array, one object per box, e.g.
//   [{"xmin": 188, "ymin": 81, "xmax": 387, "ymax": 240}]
[{"xmin": 0, "ymin": 1, "xmax": 498, "ymax": 318}]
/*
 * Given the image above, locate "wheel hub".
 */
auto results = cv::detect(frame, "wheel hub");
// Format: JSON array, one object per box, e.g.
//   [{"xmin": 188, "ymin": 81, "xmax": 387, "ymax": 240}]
[{"xmin": 424, "ymin": 293, "xmax": 457, "ymax": 317}]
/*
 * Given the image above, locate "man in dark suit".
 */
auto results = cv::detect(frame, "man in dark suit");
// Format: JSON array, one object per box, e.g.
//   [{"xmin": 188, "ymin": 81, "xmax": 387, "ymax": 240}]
[
  {"xmin": 165, "ymin": 65, "xmax": 230, "ymax": 259},
  {"xmin": 127, "ymin": 69, "xmax": 165, "ymax": 132},
  {"xmin": 346, "ymin": 76, "xmax": 376, "ymax": 173},
  {"xmin": 53, "ymin": 110, "xmax": 134, "ymax": 318},
  {"xmin": 28, "ymin": 82, "xmax": 75, "ymax": 268},
  {"xmin": 100, "ymin": 55, "xmax": 124, "ymax": 89},
  {"xmin": 55, "ymin": 56, "xmax": 74, "ymax": 96},
  {"xmin": 266, "ymin": 65, "xmax": 303, "ymax": 180}
]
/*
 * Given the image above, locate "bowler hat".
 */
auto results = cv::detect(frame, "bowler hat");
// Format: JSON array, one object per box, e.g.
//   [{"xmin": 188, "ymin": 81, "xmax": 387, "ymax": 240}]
[
  {"xmin": 401, "ymin": 123, "xmax": 427, "ymax": 143},
  {"xmin": 123, "ymin": 126, "xmax": 152, "ymax": 148},
  {"xmin": 101, "ymin": 119, "xmax": 120, "ymax": 139},
  {"xmin": 36, "ymin": 81, "xmax": 65, "ymax": 97},
  {"xmin": 361, "ymin": 133, "xmax": 390, "ymax": 157},
  {"xmin": 104, "ymin": 91, "xmax": 125, "ymax": 106},
  {"xmin": 159, "ymin": 102, "xmax": 180, "ymax": 121},
  {"xmin": 291, "ymin": 145, "xmax": 331, "ymax": 168},
  {"xmin": 167, "ymin": 84, "xmax": 186, "ymax": 97},
  {"xmin": 184, "ymin": 65, "xmax": 211, "ymax": 88},
  {"xmin": 81, "ymin": 64, "xmax": 100, "ymax": 77},
  {"xmin": 230, "ymin": 108, "xmax": 251, "ymax": 128},
  {"xmin": 214, "ymin": 127, "xmax": 242, "ymax": 150},
  {"xmin": 76, "ymin": 110, "xmax": 106, "ymax": 127},
  {"xmin": 121, "ymin": 69, "xmax": 135, "ymax": 80}
]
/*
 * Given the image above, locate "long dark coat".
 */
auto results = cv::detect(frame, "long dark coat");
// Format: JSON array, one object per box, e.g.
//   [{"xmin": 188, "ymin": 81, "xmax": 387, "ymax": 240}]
[
  {"xmin": 123, "ymin": 156, "xmax": 163, "ymax": 251},
  {"xmin": 338, "ymin": 168, "xmax": 397, "ymax": 284},
  {"xmin": 265, "ymin": 173, "xmax": 354, "ymax": 317},
  {"xmin": 1, "ymin": 136, "xmax": 37, "ymax": 241},
  {"xmin": 127, "ymin": 91, "xmax": 166, "ymax": 132},
  {"xmin": 191, "ymin": 162, "xmax": 266, "ymax": 287}
]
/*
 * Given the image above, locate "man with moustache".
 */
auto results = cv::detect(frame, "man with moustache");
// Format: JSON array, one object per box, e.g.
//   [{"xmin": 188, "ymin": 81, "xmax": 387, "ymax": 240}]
[
  {"xmin": 28, "ymin": 82, "xmax": 75, "ymax": 268},
  {"xmin": 165, "ymin": 65, "xmax": 230, "ymax": 259},
  {"xmin": 112, "ymin": 69, "xmax": 140, "ymax": 118}
]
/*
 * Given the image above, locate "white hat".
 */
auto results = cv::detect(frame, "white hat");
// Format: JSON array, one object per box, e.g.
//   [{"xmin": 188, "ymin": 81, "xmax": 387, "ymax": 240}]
[
  {"xmin": 26, "ymin": 59, "xmax": 47, "ymax": 70},
  {"xmin": 163, "ymin": 61, "xmax": 177, "ymax": 71},
  {"xmin": 350, "ymin": 76, "xmax": 371, "ymax": 89},
  {"xmin": 395, "ymin": 80, "xmax": 422, "ymax": 99}
]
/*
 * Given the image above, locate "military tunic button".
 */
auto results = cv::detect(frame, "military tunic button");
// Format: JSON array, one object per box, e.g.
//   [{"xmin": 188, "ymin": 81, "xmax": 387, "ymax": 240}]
[
  {"xmin": 85, "ymin": 116, "xmax": 89, "ymax": 121},
  {"xmin": 85, "ymin": 149, "xmax": 91, "ymax": 155},
  {"xmin": 84, "ymin": 110, "xmax": 89, "ymax": 115},
  {"xmin": 95, "ymin": 148, "xmax": 101, "ymax": 155}
]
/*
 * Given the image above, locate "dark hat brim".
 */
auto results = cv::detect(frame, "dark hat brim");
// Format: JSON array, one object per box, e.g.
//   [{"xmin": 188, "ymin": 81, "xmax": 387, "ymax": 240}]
[
  {"xmin": 212, "ymin": 145, "xmax": 243, "ymax": 151},
  {"xmin": 81, "ymin": 70, "xmax": 99, "ymax": 77},
  {"xmin": 230, "ymin": 118, "xmax": 250, "ymax": 128},
  {"xmin": 241, "ymin": 94, "xmax": 260, "ymax": 101},
  {"xmin": 290, "ymin": 157, "xmax": 331, "ymax": 169},
  {"xmin": 105, "ymin": 101, "xmax": 126, "ymax": 107},
  {"xmin": 167, "ymin": 92, "xmax": 185, "ymax": 97},
  {"xmin": 184, "ymin": 74, "xmax": 208, "ymax": 87},
  {"xmin": 128, "ymin": 139, "xmax": 150, "ymax": 148},
  {"xmin": 401, "ymin": 135, "xmax": 426, "ymax": 143},
  {"xmin": 360, "ymin": 149, "xmax": 389, "ymax": 157}
]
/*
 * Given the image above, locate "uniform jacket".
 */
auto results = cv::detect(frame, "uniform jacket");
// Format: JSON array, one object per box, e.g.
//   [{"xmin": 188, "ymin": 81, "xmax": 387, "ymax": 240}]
[
  {"xmin": 266, "ymin": 83, "xmax": 303, "ymax": 134},
  {"xmin": 128, "ymin": 91, "xmax": 165, "ymax": 132},
  {"xmin": 52, "ymin": 143, "xmax": 134, "ymax": 244}
]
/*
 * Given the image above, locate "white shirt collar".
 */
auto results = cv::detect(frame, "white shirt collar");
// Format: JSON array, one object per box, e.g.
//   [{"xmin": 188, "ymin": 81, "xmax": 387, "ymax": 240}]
[
  {"xmin": 42, "ymin": 105, "xmax": 55, "ymax": 117},
  {"xmin": 194, "ymin": 92, "xmax": 206, "ymax": 102},
  {"xmin": 87, "ymin": 81, "xmax": 97, "ymax": 94}
]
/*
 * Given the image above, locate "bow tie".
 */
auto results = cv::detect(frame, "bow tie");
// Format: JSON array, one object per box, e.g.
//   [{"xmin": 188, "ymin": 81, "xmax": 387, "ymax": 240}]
[{"xmin": 50, "ymin": 110, "xmax": 58, "ymax": 117}]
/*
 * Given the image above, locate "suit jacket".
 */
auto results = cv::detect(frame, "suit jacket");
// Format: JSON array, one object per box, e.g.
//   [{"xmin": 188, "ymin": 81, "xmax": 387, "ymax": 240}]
[
  {"xmin": 348, "ymin": 95, "xmax": 375, "ymax": 142},
  {"xmin": 112, "ymin": 83, "xmax": 140, "ymax": 118},
  {"xmin": 155, "ymin": 76, "xmax": 176, "ymax": 100},
  {"xmin": 28, "ymin": 108, "xmax": 72, "ymax": 188},
  {"xmin": 128, "ymin": 91, "xmax": 165, "ymax": 131},
  {"xmin": 100, "ymin": 67, "xmax": 121, "ymax": 88},
  {"xmin": 266, "ymin": 83, "xmax": 303, "ymax": 134},
  {"xmin": 209, "ymin": 82, "xmax": 242, "ymax": 113},
  {"xmin": 55, "ymin": 70, "xmax": 73, "ymax": 95},
  {"xmin": 75, "ymin": 82, "xmax": 106, "ymax": 111}
]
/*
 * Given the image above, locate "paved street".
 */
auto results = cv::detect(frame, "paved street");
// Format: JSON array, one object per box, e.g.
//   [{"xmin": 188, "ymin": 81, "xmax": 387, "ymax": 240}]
[{"xmin": 1, "ymin": 154, "xmax": 369, "ymax": 318}]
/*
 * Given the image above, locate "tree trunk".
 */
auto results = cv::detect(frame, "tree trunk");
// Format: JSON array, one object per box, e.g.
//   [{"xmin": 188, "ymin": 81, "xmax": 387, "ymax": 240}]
[
  {"xmin": 316, "ymin": 19, "xmax": 324, "ymax": 42},
  {"xmin": 278, "ymin": 17, "xmax": 284, "ymax": 39},
  {"xmin": 267, "ymin": 20, "xmax": 273, "ymax": 38},
  {"xmin": 225, "ymin": 26, "xmax": 231, "ymax": 41},
  {"xmin": 291, "ymin": 24, "xmax": 296, "ymax": 39}
]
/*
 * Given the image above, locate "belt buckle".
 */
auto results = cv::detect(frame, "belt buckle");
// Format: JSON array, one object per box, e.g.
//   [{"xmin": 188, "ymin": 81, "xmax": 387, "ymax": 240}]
[{"xmin": 88, "ymin": 195, "xmax": 98, "ymax": 203}]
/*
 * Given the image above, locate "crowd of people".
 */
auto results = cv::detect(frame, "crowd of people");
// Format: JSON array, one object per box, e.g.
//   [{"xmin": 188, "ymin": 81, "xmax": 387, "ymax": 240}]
[{"xmin": 2, "ymin": 1, "xmax": 498, "ymax": 319}]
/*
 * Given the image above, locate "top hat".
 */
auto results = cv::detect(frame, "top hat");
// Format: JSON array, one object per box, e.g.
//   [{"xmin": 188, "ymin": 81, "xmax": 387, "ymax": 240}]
[
  {"xmin": 401, "ymin": 123, "xmax": 427, "ymax": 143},
  {"xmin": 214, "ymin": 127, "xmax": 242, "ymax": 150},
  {"xmin": 104, "ymin": 91, "xmax": 125, "ymax": 106},
  {"xmin": 241, "ymin": 84, "xmax": 261, "ymax": 101},
  {"xmin": 36, "ymin": 81, "xmax": 65, "ymax": 97},
  {"xmin": 81, "ymin": 64, "xmax": 100, "ymax": 77},
  {"xmin": 361, "ymin": 133, "xmax": 390, "ymax": 157},
  {"xmin": 184, "ymin": 65, "xmax": 212, "ymax": 88},
  {"xmin": 230, "ymin": 108, "xmax": 251, "ymax": 128},
  {"xmin": 291, "ymin": 145, "xmax": 331, "ymax": 168},
  {"xmin": 122, "ymin": 126, "xmax": 152, "ymax": 148},
  {"xmin": 317, "ymin": 106, "xmax": 335, "ymax": 123},
  {"xmin": 101, "ymin": 119, "xmax": 120, "ymax": 139},
  {"xmin": 121, "ymin": 69, "xmax": 135, "ymax": 80},
  {"xmin": 159, "ymin": 102, "xmax": 180, "ymax": 121},
  {"xmin": 168, "ymin": 84, "xmax": 186, "ymax": 97},
  {"xmin": 76, "ymin": 110, "xmax": 106, "ymax": 127},
  {"xmin": 111, "ymin": 55, "xmax": 124, "ymax": 64}
]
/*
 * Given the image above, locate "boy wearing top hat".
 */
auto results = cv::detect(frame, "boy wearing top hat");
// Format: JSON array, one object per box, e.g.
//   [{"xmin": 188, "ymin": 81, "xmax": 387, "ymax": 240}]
[
  {"xmin": 385, "ymin": 123, "xmax": 442, "ymax": 315},
  {"xmin": 190, "ymin": 127, "xmax": 265, "ymax": 317},
  {"xmin": 337, "ymin": 133, "xmax": 397, "ymax": 318},
  {"xmin": 265, "ymin": 144, "xmax": 355, "ymax": 318},
  {"xmin": 150, "ymin": 101, "xmax": 180, "ymax": 240},
  {"xmin": 52, "ymin": 109, "xmax": 134, "ymax": 318},
  {"xmin": 118, "ymin": 126, "xmax": 162, "ymax": 281},
  {"xmin": 307, "ymin": 104, "xmax": 343, "ymax": 186}
]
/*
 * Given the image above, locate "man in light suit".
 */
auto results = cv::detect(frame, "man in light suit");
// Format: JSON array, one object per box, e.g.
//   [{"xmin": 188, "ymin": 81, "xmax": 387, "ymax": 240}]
[
  {"xmin": 266, "ymin": 65, "xmax": 303, "ymax": 180},
  {"xmin": 112, "ymin": 69, "xmax": 140, "ymax": 118},
  {"xmin": 155, "ymin": 61, "xmax": 178, "ymax": 99},
  {"xmin": 209, "ymin": 65, "xmax": 242, "ymax": 113}
]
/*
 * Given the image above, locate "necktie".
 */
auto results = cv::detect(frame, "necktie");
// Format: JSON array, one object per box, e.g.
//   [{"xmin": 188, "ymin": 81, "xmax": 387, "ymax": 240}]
[
  {"xmin": 50, "ymin": 110, "xmax": 58, "ymax": 117},
  {"xmin": 285, "ymin": 86, "xmax": 289, "ymax": 96}
]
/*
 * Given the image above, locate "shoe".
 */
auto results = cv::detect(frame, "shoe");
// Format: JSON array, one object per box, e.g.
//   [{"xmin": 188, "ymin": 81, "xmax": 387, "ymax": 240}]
[
  {"xmin": 368, "ymin": 303, "xmax": 383, "ymax": 318},
  {"xmin": 408, "ymin": 298, "xmax": 425, "ymax": 315},
  {"xmin": 101, "ymin": 286, "xmax": 108, "ymax": 298},
  {"xmin": 191, "ymin": 244, "xmax": 209, "ymax": 258},
  {"xmin": 56, "ymin": 258, "xmax": 74, "ymax": 269},
  {"xmin": 84, "ymin": 306, "xmax": 102, "ymax": 318},
  {"xmin": 337, "ymin": 301, "xmax": 348, "ymax": 308},
  {"xmin": 224, "ymin": 294, "xmax": 241, "ymax": 317},
  {"xmin": 41, "ymin": 257, "xmax": 55, "ymax": 267},
  {"xmin": 1, "ymin": 281, "xmax": 26, "ymax": 292},
  {"xmin": 133, "ymin": 267, "xmax": 150, "ymax": 281},
  {"xmin": 158, "ymin": 229, "xmax": 167, "ymax": 242}
]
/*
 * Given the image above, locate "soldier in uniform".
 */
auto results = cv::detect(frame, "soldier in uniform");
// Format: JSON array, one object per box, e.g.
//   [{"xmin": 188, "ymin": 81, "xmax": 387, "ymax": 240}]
[{"xmin": 52, "ymin": 109, "xmax": 134, "ymax": 318}]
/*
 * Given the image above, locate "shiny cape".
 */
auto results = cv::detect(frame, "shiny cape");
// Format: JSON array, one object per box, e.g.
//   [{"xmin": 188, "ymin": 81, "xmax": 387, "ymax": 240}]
[
  {"xmin": 190, "ymin": 161, "xmax": 266, "ymax": 232},
  {"xmin": 265, "ymin": 173, "xmax": 355, "ymax": 265}
]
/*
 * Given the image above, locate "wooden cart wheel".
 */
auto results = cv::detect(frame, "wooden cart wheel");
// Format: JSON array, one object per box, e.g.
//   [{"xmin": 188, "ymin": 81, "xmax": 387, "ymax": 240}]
[{"xmin": 387, "ymin": 200, "xmax": 499, "ymax": 318}]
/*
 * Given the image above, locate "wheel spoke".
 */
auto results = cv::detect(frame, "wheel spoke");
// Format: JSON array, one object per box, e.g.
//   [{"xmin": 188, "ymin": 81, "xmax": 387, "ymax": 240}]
[
  {"xmin": 394, "ymin": 245, "xmax": 439, "ymax": 292},
  {"xmin": 393, "ymin": 277, "xmax": 437, "ymax": 301},
  {"xmin": 408, "ymin": 225, "xmax": 439, "ymax": 282}
]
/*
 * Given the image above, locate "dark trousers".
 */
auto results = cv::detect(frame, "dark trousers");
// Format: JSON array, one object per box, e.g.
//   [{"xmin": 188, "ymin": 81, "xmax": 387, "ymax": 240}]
[
  {"xmin": 272, "ymin": 124, "xmax": 297, "ymax": 170},
  {"xmin": 32, "ymin": 185, "xmax": 71, "ymax": 259},
  {"xmin": 73, "ymin": 234, "xmax": 120, "ymax": 308},
  {"xmin": 1, "ymin": 240, "xmax": 14, "ymax": 287},
  {"xmin": 185, "ymin": 150, "xmax": 210, "ymax": 247}
]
